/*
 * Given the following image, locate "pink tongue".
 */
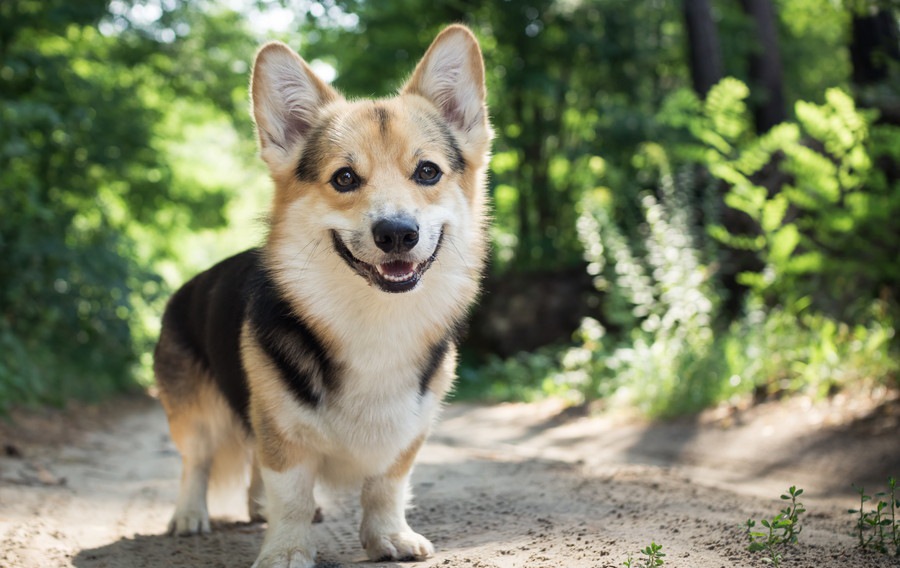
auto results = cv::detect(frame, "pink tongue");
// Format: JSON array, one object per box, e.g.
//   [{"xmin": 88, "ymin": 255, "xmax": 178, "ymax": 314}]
[{"xmin": 380, "ymin": 260, "xmax": 415, "ymax": 276}]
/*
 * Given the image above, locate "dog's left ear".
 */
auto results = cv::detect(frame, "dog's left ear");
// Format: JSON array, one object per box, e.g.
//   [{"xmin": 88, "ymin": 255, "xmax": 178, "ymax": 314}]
[{"xmin": 402, "ymin": 25, "xmax": 491, "ymax": 144}]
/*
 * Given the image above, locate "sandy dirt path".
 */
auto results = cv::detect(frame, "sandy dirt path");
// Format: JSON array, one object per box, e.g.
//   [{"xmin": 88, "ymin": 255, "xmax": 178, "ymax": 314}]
[{"xmin": 1, "ymin": 391, "xmax": 899, "ymax": 568}]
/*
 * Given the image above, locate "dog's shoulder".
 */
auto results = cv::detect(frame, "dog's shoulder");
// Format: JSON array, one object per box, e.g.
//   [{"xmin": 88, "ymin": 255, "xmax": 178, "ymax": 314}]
[{"xmin": 243, "ymin": 261, "xmax": 339, "ymax": 409}]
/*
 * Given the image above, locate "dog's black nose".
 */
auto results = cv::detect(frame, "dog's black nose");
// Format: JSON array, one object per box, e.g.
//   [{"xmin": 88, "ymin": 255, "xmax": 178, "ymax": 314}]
[{"xmin": 372, "ymin": 218, "xmax": 419, "ymax": 253}]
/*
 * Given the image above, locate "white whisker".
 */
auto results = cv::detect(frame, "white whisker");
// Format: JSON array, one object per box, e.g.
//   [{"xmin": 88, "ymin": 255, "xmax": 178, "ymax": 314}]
[
  {"xmin": 441, "ymin": 233, "xmax": 472, "ymax": 273},
  {"xmin": 282, "ymin": 236, "xmax": 323, "ymax": 275}
]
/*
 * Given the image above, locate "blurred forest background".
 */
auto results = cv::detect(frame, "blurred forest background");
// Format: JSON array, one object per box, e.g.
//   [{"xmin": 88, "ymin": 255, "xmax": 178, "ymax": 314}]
[{"xmin": 2, "ymin": 0, "xmax": 898, "ymax": 416}]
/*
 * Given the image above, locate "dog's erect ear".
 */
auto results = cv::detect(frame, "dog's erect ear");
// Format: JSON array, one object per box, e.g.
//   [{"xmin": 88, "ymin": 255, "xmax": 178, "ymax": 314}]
[
  {"xmin": 251, "ymin": 42, "xmax": 340, "ymax": 167},
  {"xmin": 402, "ymin": 25, "xmax": 489, "ymax": 139}
]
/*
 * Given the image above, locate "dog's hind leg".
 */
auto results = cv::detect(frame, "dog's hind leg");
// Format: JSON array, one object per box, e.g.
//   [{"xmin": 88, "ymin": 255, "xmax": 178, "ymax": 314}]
[
  {"xmin": 156, "ymin": 332, "xmax": 238, "ymax": 535},
  {"xmin": 164, "ymin": 384, "xmax": 246, "ymax": 535},
  {"xmin": 359, "ymin": 435, "xmax": 434, "ymax": 561},
  {"xmin": 169, "ymin": 437, "xmax": 213, "ymax": 535},
  {"xmin": 163, "ymin": 380, "xmax": 231, "ymax": 535}
]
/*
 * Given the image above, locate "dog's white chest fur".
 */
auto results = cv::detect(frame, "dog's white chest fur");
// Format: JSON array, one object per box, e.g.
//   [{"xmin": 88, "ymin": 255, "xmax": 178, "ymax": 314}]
[
  {"xmin": 269, "ymin": 286, "xmax": 447, "ymax": 482},
  {"xmin": 318, "ymin": 350, "xmax": 438, "ymax": 481}
]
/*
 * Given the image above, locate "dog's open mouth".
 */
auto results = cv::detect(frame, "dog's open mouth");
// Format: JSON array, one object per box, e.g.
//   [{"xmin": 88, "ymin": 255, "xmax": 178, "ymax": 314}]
[{"xmin": 331, "ymin": 230, "xmax": 444, "ymax": 293}]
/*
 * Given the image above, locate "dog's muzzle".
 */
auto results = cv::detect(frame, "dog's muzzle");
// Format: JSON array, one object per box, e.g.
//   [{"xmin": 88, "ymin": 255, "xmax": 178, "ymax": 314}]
[{"xmin": 331, "ymin": 224, "xmax": 444, "ymax": 293}]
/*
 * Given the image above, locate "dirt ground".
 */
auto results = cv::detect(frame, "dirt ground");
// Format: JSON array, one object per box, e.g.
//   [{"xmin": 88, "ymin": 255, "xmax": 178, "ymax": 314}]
[{"xmin": 1, "ymin": 389, "xmax": 899, "ymax": 568}]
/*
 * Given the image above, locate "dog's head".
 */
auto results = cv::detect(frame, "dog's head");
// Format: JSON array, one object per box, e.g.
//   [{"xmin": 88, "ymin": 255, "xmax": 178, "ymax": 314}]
[{"xmin": 251, "ymin": 25, "xmax": 492, "ymax": 297}]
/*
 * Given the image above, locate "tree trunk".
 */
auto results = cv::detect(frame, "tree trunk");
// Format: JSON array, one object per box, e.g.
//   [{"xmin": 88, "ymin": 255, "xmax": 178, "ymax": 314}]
[
  {"xmin": 851, "ymin": 8, "xmax": 900, "ymax": 86},
  {"xmin": 740, "ymin": 0, "xmax": 787, "ymax": 133},
  {"xmin": 850, "ymin": 7, "xmax": 900, "ymax": 123},
  {"xmin": 683, "ymin": 0, "xmax": 724, "ymax": 98}
]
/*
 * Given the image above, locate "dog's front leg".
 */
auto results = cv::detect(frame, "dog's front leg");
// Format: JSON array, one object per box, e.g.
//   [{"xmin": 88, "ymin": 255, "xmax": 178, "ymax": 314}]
[
  {"xmin": 252, "ymin": 460, "xmax": 318, "ymax": 568},
  {"xmin": 359, "ymin": 436, "xmax": 434, "ymax": 561}
]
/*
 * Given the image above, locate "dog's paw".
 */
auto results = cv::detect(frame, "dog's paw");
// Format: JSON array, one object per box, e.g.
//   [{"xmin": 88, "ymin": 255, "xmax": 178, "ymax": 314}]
[
  {"xmin": 362, "ymin": 530, "xmax": 435, "ymax": 561},
  {"xmin": 167, "ymin": 509, "xmax": 211, "ymax": 536},
  {"xmin": 250, "ymin": 548, "xmax": 314, "ymax": 568}
]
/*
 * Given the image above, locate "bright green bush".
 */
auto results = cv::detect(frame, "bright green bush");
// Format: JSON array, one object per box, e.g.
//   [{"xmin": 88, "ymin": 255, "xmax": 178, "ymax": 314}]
[
  {"xmin": 0, "ymin": 2, "xmax": 259, "ymax": 409},
  {"xmin": 534, "ymin": 182, "xmax": 896, "ymax": 415},
  {"xmin": 1, "ymin": 4, "xmax": 165, "ymax": 407},
  {"xmin": 664, "ymin": 80, "xmax": 900, "ymax": 320},
  {"xmin": 469, "ymin": 81, "xmax": 899, "ymax": 413}
]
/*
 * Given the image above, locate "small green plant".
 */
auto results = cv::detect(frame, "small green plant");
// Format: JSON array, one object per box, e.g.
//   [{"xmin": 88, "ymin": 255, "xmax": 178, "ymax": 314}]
[
  {"xmin": 623, "ymin": 542, "xmax": 666, "ymax": 567},
  {"xmin": 746, "ymin": 485, "xmax": 806, "ymax": 566},
  {"xmin": 849, "ymin": 477, "xmax": 899, "ymax": 556}
]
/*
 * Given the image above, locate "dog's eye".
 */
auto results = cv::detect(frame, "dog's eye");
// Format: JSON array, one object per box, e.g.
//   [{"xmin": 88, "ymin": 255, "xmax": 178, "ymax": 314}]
[
  {"xmin": 330, "ymin": 167, "xmax": 360, "ymax": 192},
  {"xmin": 413, "ymin": 161, "xmax": 442, "ymax": 185}
]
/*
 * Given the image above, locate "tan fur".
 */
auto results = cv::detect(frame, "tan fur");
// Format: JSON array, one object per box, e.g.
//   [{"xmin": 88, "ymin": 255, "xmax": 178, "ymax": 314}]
[
  {"xmin": 157, "ymin": 336, "xmax": 249, "ymax": 481},
  {"xmin": 385, "ymin": 434, "xmax": 426, "ymax": 481},
  {"xmin": 156, "ymin": 333, "xmax": 252, "ymax": 535},
  {"xmin": 249, "ymin": 402, "xmax": 299, "ymax": 474}
]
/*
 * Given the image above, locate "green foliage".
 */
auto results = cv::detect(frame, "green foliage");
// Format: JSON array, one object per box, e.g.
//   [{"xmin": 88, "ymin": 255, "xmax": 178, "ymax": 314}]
[
  {"xmin": 850, "ymin": 478, "xmax": 900, "ymax": 556},
  {"xmin": 777, "ymin": 0, "xmax": 851, "ymax": 105},
  {"xmin": 455, "ymin": 347, "xmax": 569, "ymax": 403},
  {"xmin": 1, "ymin": 1, "xmax": 164, "ymax": 406},
  {"xmin": 623, "ymin": 542, "xmax": 666, "ymax": 567},
  {"xmin": 474, "ymin": 131, "xmax": 897, "ymax": 413},
  {"xmin": 664, "ymin": 79, "xmax": 900, "ymax": 320},
  {"xmin": 575, "ymin": 164, "xmax": 895, "ymax": 412},
  {"xmin": 563, "ymin": 160, "xmax": 726, "ymax": 415},
  {"xmin": 462, "ymin": 77, "xmax": 898, "ymax": 415},
  {"xmin": 0, "ymin": 1, "xmax": 261, "ymax": 409},
  {"xmin": 746, "ymin": 486, "xmax": 806, "ymax": 567},
  {"xmin": 3, "ymin": 0, "xmax": 898, "ymax": 415}
]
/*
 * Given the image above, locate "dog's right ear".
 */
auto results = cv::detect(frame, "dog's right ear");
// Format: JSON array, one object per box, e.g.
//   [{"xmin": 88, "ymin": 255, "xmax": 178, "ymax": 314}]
[{"xmin": 251, "ymin": 42, "xmax": 341, "ymax": 169}]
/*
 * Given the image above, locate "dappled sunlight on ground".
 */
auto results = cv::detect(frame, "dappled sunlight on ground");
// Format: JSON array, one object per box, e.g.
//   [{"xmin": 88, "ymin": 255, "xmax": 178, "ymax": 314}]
[{"xmin": 1, "ymin": 392, "xmax": 898, "ymax": 567}]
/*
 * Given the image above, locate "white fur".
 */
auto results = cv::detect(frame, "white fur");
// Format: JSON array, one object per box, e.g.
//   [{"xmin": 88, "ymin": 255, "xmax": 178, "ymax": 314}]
[
  {"xmin": 360, "ymin": 473, "xmax": 435, "ymax": 560},
  {"xmin": 263, "ymin": 181, "xmax": 475, "ymax": 478},
  {"xmin": 169, "ymin": 461, "xmax": 211, "ymax": 535},
  {"xmin": 252, "ymin": 466, "xmax": 318, "ymax": 568},
  {"xmin": 248, "ymin": 459, "xmax": 266, "ymax": 522}
]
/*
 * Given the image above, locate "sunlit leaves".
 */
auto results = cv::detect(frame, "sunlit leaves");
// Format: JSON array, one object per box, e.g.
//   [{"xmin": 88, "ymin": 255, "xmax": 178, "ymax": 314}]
[
  {"xmin": 0, "ymin": 0, "xmax": 262, "ymax": 408},
  {"xmin": 673, "ymin": 77, "xmax": 899, "ymax": 316},
  {"xmin": 705, "ymin": 78, "xmax": 752, "ymax": 145},
  {"xmin": 735, "ymin": 123, "xmax": 800, "ymax": 175},
  {"xmin": 761, "ymin": 194, "xmax": 789, "ymax": 233},
  {"xmin": 768, "ymin": 224, "xmax": 800, "ymax": 263}
]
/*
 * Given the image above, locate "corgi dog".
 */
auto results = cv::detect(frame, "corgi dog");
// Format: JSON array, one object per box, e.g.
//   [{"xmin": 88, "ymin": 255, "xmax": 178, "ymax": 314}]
[{"xmin": 153, "ymin": 24, "xmax": 492, "ymax": 568}]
